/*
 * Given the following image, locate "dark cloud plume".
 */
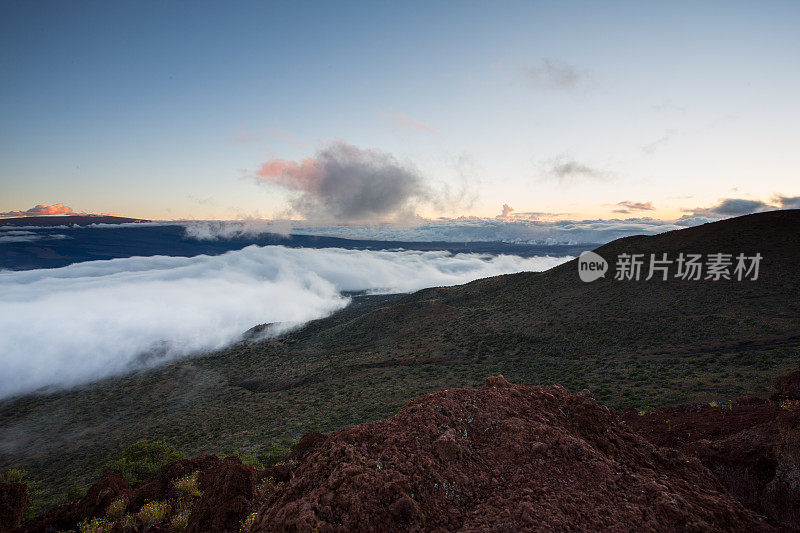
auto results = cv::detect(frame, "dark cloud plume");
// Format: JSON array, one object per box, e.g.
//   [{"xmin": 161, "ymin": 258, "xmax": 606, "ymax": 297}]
[
  {"xmin": 681, "ymin": 198, "xmax": 772, "ymax": 218},
  {"xmin": 775, "ymin": 195, "xmax": 800, "ymax": 209},
  {"xmin": 543, "ymin": 157, "xmax": 607, "ymax": 183},
  {"xmin": 254, "ymin": 142, "xmax": 437, "ymax": 222}
]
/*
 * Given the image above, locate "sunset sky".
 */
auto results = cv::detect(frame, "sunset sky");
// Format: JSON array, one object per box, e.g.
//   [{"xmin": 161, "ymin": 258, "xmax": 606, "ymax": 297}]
[{"xmin": 1, "ymin": 1, "xmax": 798, "ymax": 222}]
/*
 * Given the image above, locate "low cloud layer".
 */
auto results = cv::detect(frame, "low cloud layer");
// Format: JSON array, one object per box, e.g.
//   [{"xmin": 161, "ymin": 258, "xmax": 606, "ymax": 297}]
[
  {"xmin": 0, "ymin": 246, "xmax": 568, "ymax": 399},
  {"xmin": 181, "ymin": 216, "xmax": 712, "ymax": 245},
  {"xmin": 254, "ymin": 142, "xmax": 432, "ymax": 223},
  {"xmin": 0, "ymin": 230, "xmax": 69, "ymax": 243},
  {"xmin": 289, "ymin": 218, "xmax": 700, "ymax": 245}
]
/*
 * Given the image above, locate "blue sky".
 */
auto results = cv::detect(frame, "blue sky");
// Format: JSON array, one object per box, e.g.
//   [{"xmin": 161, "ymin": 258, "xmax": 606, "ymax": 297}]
[{"xmin": 1, "ymin": 0, "xmax": 798, "ymax": 221}]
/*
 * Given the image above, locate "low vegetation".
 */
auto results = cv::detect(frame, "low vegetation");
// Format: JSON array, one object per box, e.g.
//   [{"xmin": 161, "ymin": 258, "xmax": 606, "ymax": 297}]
[{"xmin": 104, "ymin": 440, "xmax": 185, "ymax": 486}]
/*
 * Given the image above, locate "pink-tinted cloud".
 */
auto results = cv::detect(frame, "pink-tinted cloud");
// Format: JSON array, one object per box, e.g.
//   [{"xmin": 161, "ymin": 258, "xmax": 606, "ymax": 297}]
[
  {"xmin": 0, "ymin": 204, "xmax": 120, "ymax": 219},
  {"xmin": 253, "ymin": 142, "xmax": 430, "ymax": 222},
  {"xmin": 497, "ymin": 203, "xmax": 514, "ymax": 218},
  {"xmin": 379, "ymin": 110, "xmax": 437, "ymax": 134},
  {"xmin": 1, "ymin": 203, "xmax": 80, "ymax": 218},
  {"xmin": 256, "ymin": 158, "xmax": 322, "ymax": 192}
]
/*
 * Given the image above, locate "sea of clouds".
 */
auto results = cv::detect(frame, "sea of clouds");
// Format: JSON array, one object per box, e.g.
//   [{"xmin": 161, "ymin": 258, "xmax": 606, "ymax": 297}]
[
  {"xmin": 0, "ymin": 245, "xmax": 569, "ymax": 399},
  {"xmin": 181, "ymin": 216, "xmax": 718, "ymax": 245}
]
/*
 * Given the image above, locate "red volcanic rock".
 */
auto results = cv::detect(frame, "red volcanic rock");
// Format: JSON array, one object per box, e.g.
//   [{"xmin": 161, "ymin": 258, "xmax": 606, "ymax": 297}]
[
  {"xmin": 622, "ymin": 371, "xmax": 800, "ymax": 530},
  {"xmin": 762, "ymin": 408, "xmax": 800, "ymax": 530},
  {"xmin": 286, "ymin": 432, "xmax": 327, "ymax": 463},
  {"xmin": 73, "ymin": 473, "xmax": 128, "ymax": 521},
  {"xmin": 771, "ymin": 371, "xmax": 800, "ymax": 403},
  {"xmin": 0, "ymin": 482, "xmax": 27, "ymax": 532},
  {"xmin": 186, "ymin": 457, "xmax": 258, "ymax": 533},
  {"xmin": 19, "ymin": 473, "xmax": 128, "ymax": 532},
  {"xmin": 249, "ymin": 378, "xmax": 768, "ymax": 531}
]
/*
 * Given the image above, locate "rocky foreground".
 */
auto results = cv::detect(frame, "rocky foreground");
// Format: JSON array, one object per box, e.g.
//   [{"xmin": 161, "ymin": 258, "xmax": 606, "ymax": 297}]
[{"xmin": 2, "ymin": 373, "xmax": 799, "ymax": 532}]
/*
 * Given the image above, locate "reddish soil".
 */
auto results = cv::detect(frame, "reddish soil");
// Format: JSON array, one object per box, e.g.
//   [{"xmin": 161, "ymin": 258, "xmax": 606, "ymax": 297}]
[
  {"xmin": 12, "ymin": 374, "xmax": 799, "ymax": 532},
  {"xmin": 251, "ymin": 376, "xmax": 767, "ymax": 532},
  {"xmin": 622, "ymin": 373, "xmax": 800, "ymax": 530}
]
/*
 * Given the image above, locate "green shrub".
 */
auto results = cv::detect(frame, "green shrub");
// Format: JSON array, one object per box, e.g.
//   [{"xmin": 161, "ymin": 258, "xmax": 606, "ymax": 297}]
[
  {"xmin": 137, "ymin": 500, "xmax": 171, "ymax": 525},
  {"xmin": 225, "ymin": 452, "xmax": 264, "ymax": 469},
  {"xmin": 240, "ymin": 511, "xmax": 259, "ymax": 532},
  {"xmin": 78, "ymin": 517, "xmax": 114, "ymax": 533},
  {"xmin": 104, "ymin": 440, "xmax": 184, "ymax": 485},
  {"xmin": 106, "ymin": 496, "xmax": 128, "ymax": 520},
  {"xmin": 172, "ymin": 471, "xmax": 201, "ymax": 497},
  {"xmin": 171, "ymin": 510, "xmax": 190, "ymax": 532},
  {"xmin": 0, "ymin": 468, "xmax": 42, "ymax": 521},
  {"xmin": 257, "ymin": 439, "xmax": 299, "ymax": 467}
]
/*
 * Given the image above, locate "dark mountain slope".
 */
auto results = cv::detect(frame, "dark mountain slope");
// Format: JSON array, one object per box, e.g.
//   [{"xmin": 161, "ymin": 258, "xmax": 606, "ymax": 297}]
[
  {"xmin": 1, "ymin": 210, "xmax": 798, "ymax": 512},
  {"xmin": 0, "ymin": 215, "xmax": 149, "ymax": 227}
]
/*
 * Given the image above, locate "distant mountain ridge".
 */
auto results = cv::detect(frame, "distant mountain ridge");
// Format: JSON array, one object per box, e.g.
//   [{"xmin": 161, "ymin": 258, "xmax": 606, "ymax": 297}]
[{"xmin": 0, "ymin": 215, "xmax": 149, "ymax": 227}]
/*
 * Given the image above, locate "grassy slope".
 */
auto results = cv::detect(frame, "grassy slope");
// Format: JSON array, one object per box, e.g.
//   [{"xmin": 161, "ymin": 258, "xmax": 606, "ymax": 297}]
[{"xmin": 1, "ymin": 210, "xmax": 798, "ymax": 511}]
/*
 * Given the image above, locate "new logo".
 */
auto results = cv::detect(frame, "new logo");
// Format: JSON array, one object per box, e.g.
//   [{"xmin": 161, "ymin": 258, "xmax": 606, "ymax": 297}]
[{"xmin": 578, "ymin": 251, "xmax": 608, "ymax": 282}]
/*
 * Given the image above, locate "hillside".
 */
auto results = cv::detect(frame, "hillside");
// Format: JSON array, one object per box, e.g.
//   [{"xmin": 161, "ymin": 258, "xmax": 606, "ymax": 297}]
[
  {"xmin": 10, "ymin": 376, "xmax": 794, "ymax": 532},
  {"xmin": 1, "ymin": 209, "xmax": 798, "ymax": 512}
]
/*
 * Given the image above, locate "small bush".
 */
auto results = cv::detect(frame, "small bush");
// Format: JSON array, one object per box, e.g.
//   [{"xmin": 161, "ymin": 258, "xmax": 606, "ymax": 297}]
[
  {"xmin": 171, "ymin": 510, "xmax": 190, "ymax": 532},
  {"xmin": 137, "ymin": 500, "xmax": 171, "ymax": 525},
  {"xmin": 78, "ymin": 517, "xmax": 114, "ymax": 533},
  {"xmin": 172, "ymin": 471, "xmax": 201, "ymax": 497},
  {"xmin": 228, "ymin": 452, "xmax": 264, "ymax": 469},
  {"xmin": 780, "ymin": 399, "xmax": 800, "ymax": 410},
  {"xmin": 106, "ymin": 496, "xmax": 128, "ymax": 520},
  {"xmin": 120, "ymin": 513, "xmax": 137, "ymax": 532},
  {"xmin": 240, "ymin": 511, "xmax": 259, "ymax": 532},
  {"xmin": 0, "ymin": 468, "xmax": 42, "ymax": 521},
  {"xmin": 105, "ymin": 440, "xmax": 184, "ymax": 485},
  {"xmin": 257, "ymin": 439, "xmax": 299, "ymax": 466}
]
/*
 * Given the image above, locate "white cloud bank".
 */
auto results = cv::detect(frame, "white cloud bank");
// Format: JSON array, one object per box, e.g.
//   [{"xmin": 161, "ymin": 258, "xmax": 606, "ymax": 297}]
[
  {"xmin": 0, "ymin": 246, "xmax": 569, "ymax": 399},
  {"xmin": 182, "ymin": 218, "xmax": 702, "ymax": 245}
]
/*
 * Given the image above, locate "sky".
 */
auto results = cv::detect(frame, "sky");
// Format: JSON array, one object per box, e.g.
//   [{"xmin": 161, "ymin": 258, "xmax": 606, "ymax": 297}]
[{"xmin": 1, "ymin": 0, "xmax": 799, "ymax": 223}]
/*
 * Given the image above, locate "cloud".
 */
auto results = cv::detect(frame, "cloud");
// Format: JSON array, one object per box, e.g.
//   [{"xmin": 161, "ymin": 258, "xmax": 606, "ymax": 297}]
[
  {"xmin": 379, "ymin": 110, "xmax": 437, "ymax": 134},
  {"xmin": 180, "ymin": 216, "xmax": 686, "ymax": 245},
  {"xmin": 613, "ymin": 201, "xmax": 655, "ymax": 214},
  {"xmin": 498, "ymin": 204, "xmax": 514, "ymax": 219},
  {"xmin": 523, "ymin": 60, "xmax": 587, "ymax": 90},
  {"xmin": 641, "ymin": 129, "xmax": 678, "ymax": 155},
  {"xmin": 775, "ymin": 195, "xmax": 800, "ymax": 209},
  {"xmin": 288, "ymin": 217, "xmax": 697, "ymax": 245},
  {"xmin": 184, "ymin": 219, "xmax": 292, "ymax": 240},
  {"xmin": 681, "ymin": 198, "xmax": 773, "ymax": 218},
  {"xmin": 0, "ymin": 246, "xmax": 569, "ymax": 398},
  {"xmin": 0, "ymin": 203, "xmax": 80, "ymax": 218},
  {"xmin": 0, "ymin": 230, "xmax": 69, "ymax": 243},
  {"xmin": 542, "ymin": 156, "xmax": 607, "ymax": 183},
  {"xmin": 254, "ymin": 142, "xmax": 433, "ymax": 223}
]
